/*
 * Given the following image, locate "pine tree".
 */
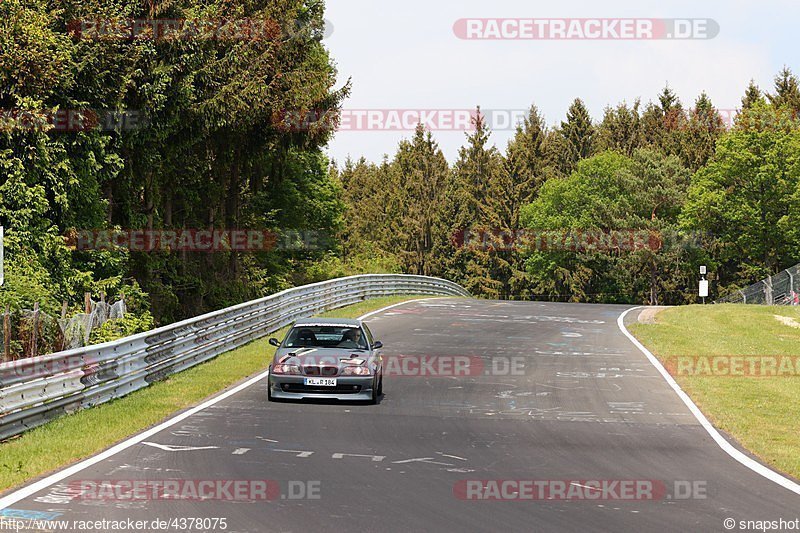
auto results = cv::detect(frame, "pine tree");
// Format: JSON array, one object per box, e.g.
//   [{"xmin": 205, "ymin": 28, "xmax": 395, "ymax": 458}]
[
  {"xmin": 595, "ymin": 100, "xmax": 642, "ymax": 155},
  {"xmin": 452, "ymin": 108, "xmax": 501, "ymax": 226},
  {"xmin": 501, "ymin": 105, "xmax": 549, "ymax": 226},
  {"xmin": 680, "ymin": 92, "xmax": 726, "ymax": 171},
  {"xmin": 558, "ymin": 98, "xmax": 595, "ymax": 174},
  {"xmin": 339, "ymin": 157, "xmax": 381, "ymax": 252},
  {"xmin": 392, "ymin": 124, "xmax": 450, "ymax": 275},
  {"xmin": 438, "ymin": 108, "xmax": 505, "ymax": 297},
  {"xmin": 641, "ymin": 85, "xmax": 687, "ymax": 157},
  {"xmin": 658, "ymin": 86, "xmax": 680, "ymax": 114},
  {"xmin": 741, "ymin": 80, "xmax": 764, "ymax": 110},
  {"xmin": 767, "ymin": 67, "xmax": 800, "ymax": 113},
  {"xmin": 483, "ymin": 105, "xmax": 551, "ymax": 298}
]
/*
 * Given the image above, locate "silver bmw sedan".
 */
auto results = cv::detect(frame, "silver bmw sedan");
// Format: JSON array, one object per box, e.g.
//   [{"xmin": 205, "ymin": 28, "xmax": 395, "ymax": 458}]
[{"xmin": 267, "ymin": 319, "xmax": 384, "ymax": 404}]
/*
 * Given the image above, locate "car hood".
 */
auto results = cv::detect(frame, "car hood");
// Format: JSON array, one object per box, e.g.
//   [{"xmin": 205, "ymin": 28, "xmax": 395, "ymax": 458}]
[{"xmin": 271, "ymin": 347, "xmax": 370, "ymax": 368}]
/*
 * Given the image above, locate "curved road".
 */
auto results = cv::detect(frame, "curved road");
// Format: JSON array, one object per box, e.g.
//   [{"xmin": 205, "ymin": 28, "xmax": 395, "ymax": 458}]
[{"xmin": 1, "ymin": 299, "xmax": 798, "ymax": 532}]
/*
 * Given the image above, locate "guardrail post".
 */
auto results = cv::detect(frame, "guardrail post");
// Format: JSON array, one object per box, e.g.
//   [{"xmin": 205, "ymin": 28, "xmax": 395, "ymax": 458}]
[
  {"xmin": 2, "ymin": 305, "xmax": 9, "ymax": 362},
  {"xmin": 31, "ymin": 302, "xmax": 39, "ymax": 358},
  {"xmin": 764, "ymin": 278, "xmax": 773, "ymax": 305}
]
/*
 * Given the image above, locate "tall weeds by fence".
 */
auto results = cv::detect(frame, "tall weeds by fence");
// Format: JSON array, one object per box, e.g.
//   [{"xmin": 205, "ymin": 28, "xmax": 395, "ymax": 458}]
[{"xmin": 0, "ymin": 294, "xmax": 126, "ymax": 361}]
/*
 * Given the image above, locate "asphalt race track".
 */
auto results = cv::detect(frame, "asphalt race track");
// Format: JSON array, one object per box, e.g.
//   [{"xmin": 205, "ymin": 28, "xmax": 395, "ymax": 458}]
[{"xmin": 1, "ymin": 299, "xmax": 798, "ymax": 532}]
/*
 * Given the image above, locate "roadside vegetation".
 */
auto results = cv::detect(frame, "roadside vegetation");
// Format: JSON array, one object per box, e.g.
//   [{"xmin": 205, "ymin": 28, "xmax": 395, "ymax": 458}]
[
  {"xmin": 630, "ymin": 304, "xmax": 800, "ymax": 480},
  {"xmin": 339, "ymin": 78, "xmax": 800, "ymax": 305}
]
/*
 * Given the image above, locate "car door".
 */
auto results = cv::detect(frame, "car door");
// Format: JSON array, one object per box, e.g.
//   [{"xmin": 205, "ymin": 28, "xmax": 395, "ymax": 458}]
[{"xmin": 363, "ymin": 324, "xmax": 382, "ymax": 375}]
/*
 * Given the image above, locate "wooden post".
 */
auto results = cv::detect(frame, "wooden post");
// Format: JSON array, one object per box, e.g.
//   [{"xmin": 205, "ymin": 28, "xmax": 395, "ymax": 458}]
[
  {"xmin": 57, "ymin": 300, "xmax": 68, "ymax": 353},
  {"xmin": 31, "ymin": 301, "xmax": 39, "ymax": 358},
  {"xmin": 84, "ymin": 292, "xmax": 92, "ymax": 314},
  {"xmin": 3, "ymin": 306, "xmax": 9, "ymax": 363}
]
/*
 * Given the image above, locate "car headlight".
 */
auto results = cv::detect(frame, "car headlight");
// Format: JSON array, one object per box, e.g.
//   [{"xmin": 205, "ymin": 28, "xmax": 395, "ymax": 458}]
[
  {"xmin": 272, "ymin": 364, "xmax": 301, "ymax": 375},
  {"xmin": 342, "ymin": 366, "xmax": 372, "ymax": 376}
]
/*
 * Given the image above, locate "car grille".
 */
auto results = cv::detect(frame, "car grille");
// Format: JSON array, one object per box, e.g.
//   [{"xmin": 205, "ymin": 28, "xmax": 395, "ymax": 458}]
[
  {"xmin": 303, "ymin": 365, "xmax": 339, "ymax": 377},
  {"xmin": 283, "ymin": 384, "xmax": 362, "ymax": 394}
]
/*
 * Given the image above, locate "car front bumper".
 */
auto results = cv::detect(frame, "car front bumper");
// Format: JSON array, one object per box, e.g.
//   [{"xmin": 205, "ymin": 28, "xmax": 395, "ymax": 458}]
[{"xmin": 268, "ymin": 373, "xmax": 376, "ymax": 401}]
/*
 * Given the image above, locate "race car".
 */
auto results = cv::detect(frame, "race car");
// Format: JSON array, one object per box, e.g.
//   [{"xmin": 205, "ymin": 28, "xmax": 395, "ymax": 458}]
[{"xmin": 267, "ymin": 318, "xmax": 384, "ymax": 404}]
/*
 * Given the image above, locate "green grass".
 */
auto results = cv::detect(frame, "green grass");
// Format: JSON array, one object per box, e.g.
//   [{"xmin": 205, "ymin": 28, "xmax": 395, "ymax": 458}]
[
  {"xmin": 0, "ymin": 295, "xmax": 430, "ymax": 493},
  {"xmin": 629, "ymin": 304, "xmax": 800, "ymax": 479}
]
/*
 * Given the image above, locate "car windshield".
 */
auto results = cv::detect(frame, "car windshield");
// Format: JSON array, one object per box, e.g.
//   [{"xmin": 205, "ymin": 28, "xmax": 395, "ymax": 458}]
[{"xmin": 284, "ymin": 326, "xmax": 368, "ymax": 350}]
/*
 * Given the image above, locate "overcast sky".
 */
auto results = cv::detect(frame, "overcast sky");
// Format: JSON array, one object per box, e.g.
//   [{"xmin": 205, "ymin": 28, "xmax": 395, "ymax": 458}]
[{"xmin": 322, "ymin": 0, "xmax": 796, "ymax": 164}]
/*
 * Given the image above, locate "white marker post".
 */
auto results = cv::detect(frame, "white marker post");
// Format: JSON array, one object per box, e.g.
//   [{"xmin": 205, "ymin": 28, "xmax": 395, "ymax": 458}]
[{"xmin": 699, "ymin": 266, "xmax": 709, "ymax": 304}]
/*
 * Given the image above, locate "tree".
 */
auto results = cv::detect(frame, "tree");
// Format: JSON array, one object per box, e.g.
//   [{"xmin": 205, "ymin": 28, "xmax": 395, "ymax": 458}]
[
  {"xmin": 595, "ymin": 100, "xmax": 642, "ymax": 156},
  {"xmin": 681, "ymin": 102, "xmax": 800, "ymax": 287},
  {"xmin": 436, "ymin": 109, "xmax": 505, "ymax": 297},
  {"xmin": 392, "ymin": 124, "xmax": 450, "ymax": 275},
  {"xmin": 521, "ymin": 152, "xmax": 633, "ymax": 302},
  {"xmin": 1, "ymin": 0, "xmax": 352, "ymax": 327},
  {"xmin": 558, "ymin": 98, "xmax": 595, "ymax": 175},
  {"xmin": 520, "ymin": 149, "xmax": 692, "ymax": 304},
  {"xmin": 484, "ymin": 106, "xmax": 551, "ymax": 298},
  {"xmin": 767, "ymin": 67, "xmax": 800, "ymax": 114},
  {"xmin": 615, "ymin": 150, "xmax": 693, "ymax": 305},
  {"xmin": 680, "ymin": 92, "xmax": 726, "ymax": 171},
  {"xmin": 741, "ymin": 80, "xmax": 765, "ymax": 110},
  {"xmin": 500, "ymin": 105, "xmax": 550, "ymax": 227},
  {"xmin": 641, "ymin": 85, "xmax": 687, "ymax": 157}
]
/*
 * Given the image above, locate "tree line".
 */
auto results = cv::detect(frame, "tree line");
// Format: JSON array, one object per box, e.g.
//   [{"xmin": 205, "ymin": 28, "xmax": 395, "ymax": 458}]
[
  {"xmin": 337, "ymin": 69, "xmax": 800, "ymax": 304},
  {"xmin": 1, "ymin": 0, "xmax": 348, "ymax": 329}
]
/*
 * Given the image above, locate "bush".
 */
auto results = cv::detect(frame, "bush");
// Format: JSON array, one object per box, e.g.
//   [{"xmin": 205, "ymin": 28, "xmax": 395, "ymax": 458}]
[{"xmin": 88, "ymin": 312, "xmax": 155, "ymax": 345}]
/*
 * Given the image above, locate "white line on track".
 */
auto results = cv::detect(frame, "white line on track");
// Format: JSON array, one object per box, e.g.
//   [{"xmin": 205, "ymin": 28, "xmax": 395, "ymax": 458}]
[
  {"xmin": 0, "ymin": 297, "xmax": 436, "ymax": 510},
  {"xmin": 618, "ymin": 306, "xmax": 800, "ymax": 496}
]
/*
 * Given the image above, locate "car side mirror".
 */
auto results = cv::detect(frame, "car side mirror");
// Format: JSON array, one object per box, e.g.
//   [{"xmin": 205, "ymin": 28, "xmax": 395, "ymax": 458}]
[
  {"xmin": 373, "ymin": 341, "xmax": 383, "ymax": 350},
  {"xmin": 269, "ymin": 338, "xmax": 281, "ymax": 347}
]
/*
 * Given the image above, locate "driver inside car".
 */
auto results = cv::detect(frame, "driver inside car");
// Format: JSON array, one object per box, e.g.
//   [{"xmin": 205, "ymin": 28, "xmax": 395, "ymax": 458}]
[{"xmin": 338, "ymin": 328, "xmax": 365, "ymax": 349}]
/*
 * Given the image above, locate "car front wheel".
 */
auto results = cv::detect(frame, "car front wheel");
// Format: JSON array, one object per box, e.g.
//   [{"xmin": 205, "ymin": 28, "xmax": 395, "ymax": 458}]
[{"xmin": 369, "ymin": 376, "xmax": 379, "ymax": 404}]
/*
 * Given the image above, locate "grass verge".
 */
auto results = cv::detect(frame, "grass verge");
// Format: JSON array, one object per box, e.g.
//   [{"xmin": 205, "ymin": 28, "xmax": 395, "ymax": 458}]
[
  {"xmin": 629, "ymin": 304, "xmax": 800, "ymax": 479},
  {"xmin": 0, "ymin": 295, "xmax": 430, "ymax": 493}
]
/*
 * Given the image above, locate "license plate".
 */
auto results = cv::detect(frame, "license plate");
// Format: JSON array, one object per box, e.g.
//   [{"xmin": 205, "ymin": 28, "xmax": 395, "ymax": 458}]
[{"xmin": 304, "ymin": 378, "xmax": 337, "ymax": 387}]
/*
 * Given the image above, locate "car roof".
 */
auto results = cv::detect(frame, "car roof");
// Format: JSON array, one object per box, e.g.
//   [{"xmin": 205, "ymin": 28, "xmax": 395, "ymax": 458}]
[{"xmin": 293, "ymin": 318, "xmax": 363, "ymax": 327}]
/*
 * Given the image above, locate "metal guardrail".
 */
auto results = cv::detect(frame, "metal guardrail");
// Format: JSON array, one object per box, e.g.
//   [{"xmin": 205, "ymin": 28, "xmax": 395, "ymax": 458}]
[
  {"xmin": 716, "ymin": 264, "xmax": 800, "ymax": 305},
  {"xmin": 0, "ymin": 274, "xmax": 469, "ymax": 440}
]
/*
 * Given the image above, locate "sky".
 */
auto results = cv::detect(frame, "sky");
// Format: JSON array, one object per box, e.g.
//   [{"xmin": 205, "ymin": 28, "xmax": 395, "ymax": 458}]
[{"xmin": 322, "ymin": 0, "xmax": 797, "ymax": 163}]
